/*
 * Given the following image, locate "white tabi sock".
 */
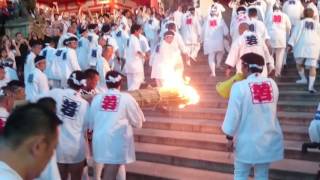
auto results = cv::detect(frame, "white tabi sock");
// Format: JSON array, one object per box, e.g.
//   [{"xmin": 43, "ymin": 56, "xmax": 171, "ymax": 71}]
[
  {"xmin": 298, "ymin": 69, "xmax": 306, "ymax": 80},
  {"xmin": 309, "ymin": 76, "xmax": 316, "ymax": 90}
]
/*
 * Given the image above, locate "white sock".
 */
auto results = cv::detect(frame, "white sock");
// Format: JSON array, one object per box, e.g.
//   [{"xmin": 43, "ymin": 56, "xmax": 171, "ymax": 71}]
[
  {"xmin": 298, "ymin": 69, "xmax": 306, "ymax": 80},
  {"xmin": 208, "ymin": 53, "xmax": 216, "ymax": 76},
  {"xmin": 116, "ymin": 165, "xmax": 126, "ymax": 180},
  {"xmin": 309, "ymin": 76, "xmax": 316, "ymax": 90}
]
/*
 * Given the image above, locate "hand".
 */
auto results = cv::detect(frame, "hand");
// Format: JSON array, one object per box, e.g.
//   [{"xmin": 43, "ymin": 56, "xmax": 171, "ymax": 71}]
[
  {"xmin": 268, "ymin": 69, "xmax": 276, "ymax": 78},
  {"xmin": 226, "ymin": 139, "xmax": 234, "ymax": 152},
  {"xmin": 286, "ymin": 45, "xmax": 292, "ymax": 53}
]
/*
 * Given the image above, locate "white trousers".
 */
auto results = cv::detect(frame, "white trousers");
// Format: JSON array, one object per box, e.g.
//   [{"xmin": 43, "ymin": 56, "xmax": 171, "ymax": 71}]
[
  {"xmin": 234, "ymin": 161, "xmax": 270, "ymax": 180},
  {"xmin": 186, "ymin": 43, "xmax": 200, "ymax": 60},
  {"xmin": 272, "ymin": 48, "xmax": 285, "ymax": 76},
  {"xmin": 127, "ymin": 73, "xmax": 144, "ymax": 91},
  {"xmin": 208, "ymin": 51, "xmax": 224, "ymax": 76}
]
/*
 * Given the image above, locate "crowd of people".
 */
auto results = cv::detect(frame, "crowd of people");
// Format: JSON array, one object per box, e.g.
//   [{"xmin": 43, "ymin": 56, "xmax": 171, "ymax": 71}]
[{"xmin": 0, "ymin": 0, "xmax": 319, "ymax": 179}]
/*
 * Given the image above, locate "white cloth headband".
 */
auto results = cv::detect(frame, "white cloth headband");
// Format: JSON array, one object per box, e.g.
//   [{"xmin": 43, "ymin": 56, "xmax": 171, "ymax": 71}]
[
  {"xmin": 249, "ymin": 64, "xmax": 263, "ymax": 70},
  {"xmin": 106, "ymin": 75, "xmax": 122, "ymax": 83},
  {"xmin": 70, "ymin": 73, "xmax": 86, "ymax": 86}
]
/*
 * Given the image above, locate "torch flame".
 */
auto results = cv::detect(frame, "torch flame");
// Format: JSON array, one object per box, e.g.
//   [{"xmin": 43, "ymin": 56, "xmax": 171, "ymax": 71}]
[{"xmin": 160, "ymin": 71, "xmax": 200, "ymax": 108}]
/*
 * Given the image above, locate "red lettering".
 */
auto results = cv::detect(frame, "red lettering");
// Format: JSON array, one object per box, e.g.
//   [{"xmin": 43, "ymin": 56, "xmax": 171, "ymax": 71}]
[
  {"xmin": 0, "ymin": 119, "xmax": 5, "ymax": 134},
  {"xmin": 186, "ymin": 18, "xmax": 193, "ymax": 25},
  {"xmin": 210, "ymin": 20, "xmax": 217, "ymax": 28},
  {"xmin": 101, "ymin": 95, "xmax": 119, "ymax": 111},
  {"xmin": 273, "ymin": 15, "xmax": 282, "ymax": 23},
  {"xmin": 250, "ymin": 82, "xmax": 273, "ymax": 104}
]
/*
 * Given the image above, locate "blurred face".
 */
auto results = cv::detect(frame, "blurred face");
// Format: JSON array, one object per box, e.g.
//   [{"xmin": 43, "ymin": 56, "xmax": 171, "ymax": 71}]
[
  {"xmin": 164, "ymin": 35, "xmax": 174, "ymax": 44},
  {"xmin": 99, "ymin": 38, "xmax": 107, "ymax": 46},
  {"xmin": 33, "ymin": 44, "xmax": 43, "ymax": 55},
  {"xmin": 0, "ymin": 68, "xmax": 5, "ymax": 80},
  {"xmin": 1, "ymin": 50, "xmax": 7, "ymax": 58},
  {"xmin": 16, "ymin": 33, "xmax": 23, "ymax": 41},
  {"xmin": 86, "ymin": 75, "xmax": 99, "ymax": 90},
  {"xmin": 14, "ymin": 87, "xmax": 26, "ymax": 100},
  {"xmin": 103, "ymin": 46, "xmax": 114, "ymax": 60},
  {"xmin": 36, "ymin": 60, "xmax": 46, "ymax": 72},
  {"xmin": 69, "ymin": 41, "xmax": 78, "ymax": 49}
]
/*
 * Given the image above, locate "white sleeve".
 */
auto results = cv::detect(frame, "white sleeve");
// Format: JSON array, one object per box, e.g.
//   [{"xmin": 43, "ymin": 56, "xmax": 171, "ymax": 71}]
[
  {"xmin": 225, "ymin": 40, "xmax": 240, "ymax": 67},
  {"xmin": 38, "ymin": 74, "xmax": 50, "ymax": 94},
  {"xmin": 125, "ymin": 94, "xmax": 145, "ymax": 128},
  {"xmin": 222, "ymin": 83, "xmax": 243, "ymax": 136},
  {"xmin": 69, "ymin": 50, "xmax": 81, "ymax": 71}
]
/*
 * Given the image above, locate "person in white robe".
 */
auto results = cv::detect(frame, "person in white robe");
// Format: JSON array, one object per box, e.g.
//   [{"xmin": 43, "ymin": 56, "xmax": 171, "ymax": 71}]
[
  {"xmin": 173, "ymin": 6, "xmax": 183, "ymax": 30},
  {"xmin": 57, "ymin": 26, "xmax": 77, "ymax": 49},
  {"xmin": 180, "ymin": 7, "xmax": 202, "ymax": 62},
  {"xmin": 288, "ymin": 8, "xmax": 320, "ymax": 93},
  {"xmin": 209, "ymin": 0, "xmax": 226, "ymax": 17},
  {"xmin": 225, "ymin": 23, "xmax": 275, "ymax": 77},
  {"xmin": 222, "ymin": 53, "xmax": 284, "ymax": 180},
  {"xmin": 203, "ymin": 9, "xmax": 229, "ymax": 77},
  {"xmin": 247, "ymin": 7, "xmax": 271, "ymax": 43},
  {"xmin": 77, "ymin": 28, "xmax": 90, "ymax": 70},
  {"xmin": 112, "ymin": 24, "xmax": 129, "ymax": 72},
  {"xmin": 88, "ymin": 24, "xmax": 100, "ymax": 49},
  {"xmin": 36, "ymin": 71, "xmax": 89, "ymax": 180},
  {"xmin": 308, "ymin": 103, "xmax": 320, "ymax": 143},
  {"xmin": 59, "ymin": 37, "xmax": 81, "ymax": 88},
  {"xmin": 24, "ymin": 41, "xmax": 42, "ymax": 80},
  {"xmin": 87, "ymin": 71, "xmax": 145, "ymax": 180},
  {"xmin": 0, "ymin": 89, "xmax": 13, "ymax": 133},
  {"xmin": 230, "ymin": 6, "xmax": 248, "ymax": 41},
  {"xmin": 87, "ymin": 37, "xmax": 107, "ymax": 69},
  {"xmin": 265, "ymin": 5, "xmax": 291, "ymax": 77},
  {"xmin": 144, "ymin": 13, "xmax": 160, "ymax": 51},
  {"xmin": 247, "ymin": 0, "xmax": 267, "ymax": 21},
  {"xmin": 282, "ymin": 0, "xmax": 304, "ymax": 26},
  {"xmin": 306, "ymin": 0, "xmax": 319, "ymax": 22},
  {"xmin": 151, "ymin": 31, "xmax": 183, "ymax": 86},
  {"xmin": 25, "ymin": 56, "xmax": 49, "ymax": 102},
  {"xmin": 124, "ymin": 24, "xmax": 146, "ymax": 91}
]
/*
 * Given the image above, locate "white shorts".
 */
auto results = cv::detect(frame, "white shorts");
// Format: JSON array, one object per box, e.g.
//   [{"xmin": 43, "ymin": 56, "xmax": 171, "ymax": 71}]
[{"xmin": 295, "ymin": 58, "xmax": 319, "ymax": 68}]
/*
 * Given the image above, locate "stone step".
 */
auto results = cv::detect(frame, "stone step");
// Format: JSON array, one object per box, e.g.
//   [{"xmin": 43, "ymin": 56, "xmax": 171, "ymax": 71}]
[
  {"xmin": 126, "ymin": 160, "xmax": 235, "ymax": 180},
  {"xmin": 143, "ymin": 108, "xmax": 314, "ymax": 126},
  {"xmin": 133, "ymin": 128, "xmax": 320, "ymax": 162},
  {"xmin": 142, "ymin": 116, "xmax": 309, "ymax": 142},
  {"xmin": 133, "ymin": 143, "xmax": 318, "ymax": 180}
]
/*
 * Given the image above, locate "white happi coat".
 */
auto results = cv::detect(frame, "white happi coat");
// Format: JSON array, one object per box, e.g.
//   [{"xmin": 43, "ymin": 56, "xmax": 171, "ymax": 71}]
[
  {"xmin": 0, "ymin": 161, "xmax": 23, "ymax": 180},
  {"xmin": 39, "ymin": 88, "xmax": 89, "ymax": 163},
  {"xmin": 88, "ymin": 31, "xmax": 99, "ymax": 48},
  {"xmin": 96, "ymin": 57, "xmax": 111, "ymax": 87},
  {"xmin": 59, "ymin": 48, "xmax": 81, "ymax": 87},
  {"xmin": 77, "ymin": 36, "xmax": 90, "ymax": 70},
  {"xmin": 112, "ymin": 28, "xmax": 129, "ymax": 59},
  {"xmin": 265, "ymin": 10, "xmax": 291, "ymax": 48},
  {"xmin": 282, "ymin": 0, "xmax": 304, "ymax": 26},
  {"xmin": 41, "ymin": 46, "xmax": 57, "ymax": 80},
  {"xmin": 180, "ymin": 13, "xmax": 202, "ymax": 45},
  {"xmin": 288, "ymin": 18, "xmax": 320, "ymax": 59},
  {"xmin": 144, "ymin": 16, "xmax": 160, "ymax": 50},
  {"xmin": 203, "ymin": 14, "xmax": 229, "ymax": 54},
  {"xmin": 124, "ymin": 35, "xmax": 144, "ymax": 75},
  {"xmin": 222, "ymin": 73, "xmax": 284, "ymax": 164},
  {"xmin": 246, "ymin": 17, "xmax": 270, "ymax": 40},
  {"xmin": 151, "ymin": 40, "xmax": 182, "ymax": 80},
  {"xmin": 309, "ymin": 103, "xmax": 320, "ymax": 142},
  {"xmin": 173, "ymin": 10, "xmax": 183, "ymax": 30},
  {"xmin": 51, "ymin": 48, "xmax": 67, "ymax": 81},
  {"xmin": 225, "ymin": 30, "xmax": 274, "ymax": 76},
  {"xmin": 25, "ymin": 68, "xmax": 49, "ymax": 102},
  {"xmin": 139, "ymin": 34, "xmax": 151, "ymax": 53},
  {"xmin": 24, "ymin": 51, "xmax": 36, "ymax": 80},
  {"xmin": 88, "ymin": 89, "xmax": 145, "ymax": 164},
  {"xmin": 4, "ymin": 67, "xmax": 18, "ymax": 81},
  {"xmin": 88, "ymin": 45, "xmax": 103, "ymax": 68}
]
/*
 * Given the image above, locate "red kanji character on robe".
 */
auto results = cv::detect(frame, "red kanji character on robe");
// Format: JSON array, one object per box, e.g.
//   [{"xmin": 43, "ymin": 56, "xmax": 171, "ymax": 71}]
[
  {"xmin": 210, "ymin": 19, "xmax": 217, "ymax": 28},
  {"xmin": 250, "ymin": 82, "xmax": 274, "ymax": 104},
  {"xmin": 186, "ymin": 18, "xmax": 193, "ymax": 25},
  {"xmin": 101, "ymin": 95, "xmax": 120, "ymax": 111},
  {"xmin": 273, "ymin": 15, "xmax": 282, "ymax": 23}
]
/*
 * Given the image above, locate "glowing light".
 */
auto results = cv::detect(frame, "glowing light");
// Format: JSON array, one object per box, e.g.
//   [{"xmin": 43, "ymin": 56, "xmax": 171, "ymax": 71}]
[{"xmin": 160, "ymin": 70, "xmax": 200, "ymax": 108}]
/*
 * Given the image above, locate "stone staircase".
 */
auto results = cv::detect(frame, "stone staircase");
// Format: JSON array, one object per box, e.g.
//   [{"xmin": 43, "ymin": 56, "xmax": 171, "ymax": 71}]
[{"xmin": 126, "ymin": 56, "xmax": 320, "ymax": 180}]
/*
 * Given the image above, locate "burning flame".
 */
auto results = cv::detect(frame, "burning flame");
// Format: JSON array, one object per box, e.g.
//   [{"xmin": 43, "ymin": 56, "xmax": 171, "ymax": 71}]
[{"xmin": 160, "ymin": 71, "xmax": 200, "ymax": 108}]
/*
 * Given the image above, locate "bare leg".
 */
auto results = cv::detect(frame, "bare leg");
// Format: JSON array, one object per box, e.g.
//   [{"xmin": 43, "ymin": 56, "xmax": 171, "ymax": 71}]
[{"xmin": 103, "ymin": 164, "xmax": 121, "ymax": 180}]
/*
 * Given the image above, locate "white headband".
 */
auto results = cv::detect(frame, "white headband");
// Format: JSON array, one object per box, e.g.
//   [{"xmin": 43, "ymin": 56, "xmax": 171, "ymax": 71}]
[
  {"xmin": 249, "ymin": 64, "xmax": 263, "ymax": 70},
  {"xmin": 106, "ymin": 75, "xmax": 122, "ymax": 83},
  {"xmin": 70, "ymin": 73, "xmax": 86, "ymax": 86}
]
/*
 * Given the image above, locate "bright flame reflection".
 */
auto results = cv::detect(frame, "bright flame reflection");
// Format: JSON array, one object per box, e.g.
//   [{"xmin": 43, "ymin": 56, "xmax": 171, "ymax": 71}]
[{"xmin": 160, "ymin": 72, "xmax": 200, "ymax": 108}]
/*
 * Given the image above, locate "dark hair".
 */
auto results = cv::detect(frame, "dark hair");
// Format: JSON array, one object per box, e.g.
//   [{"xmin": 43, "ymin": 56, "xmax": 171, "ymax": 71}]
[
  {"xmin": 241, "ymin": 53, "xmax": 264, "ymax": 73},
  {"xmin": 304, "ymin": 8, "xmax": 314, "ymax": 18},
  {"xmin": 7, "ymin": 80, "xmax": 25, "ymax": 88},
  {"xmin": 167, "ymin": 23, "xmax": 176, "ymax": 31},
  {"xmin": 15, "ymin": 32, "xmax": 22, "ymax": 37},
  {"xmin": 2, "ymin": 103, "xmax": 62, "ymax": 149},
  {"xmin": 67, "ymin": 70, "xmax": 86, "ymax": 90},
  {"xmin": 37, "ymin": 97, "xmax": 57, "ymax": 113},
  {"xmin": 122, "ymin": 9, "xmax": 129, "ymax": 16},
  {"xmin": 248, "ymin": 8, "xmax": 258, "ymax": 17},
  {"xmin": 84, "ymin": 69, "xmax": 99, "ymax": 80},
  {"xmin": 30, "ymin": 40, "xmax": 42, "ymax": 48},
  {"xmin": 130, "ymin": 24, "xmax": 141, "ymax": 34},
  {"xmin": 236, "ymin": 6, "xmax": 246, "ymax": 14},
  {"xmin": 105, "ymin": 71, "xmax": 123, "ymax": 89}
]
